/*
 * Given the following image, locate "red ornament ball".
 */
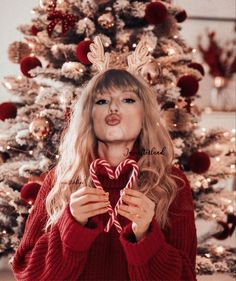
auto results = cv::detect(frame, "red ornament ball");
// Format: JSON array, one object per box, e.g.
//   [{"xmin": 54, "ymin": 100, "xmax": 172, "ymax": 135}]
[
  {"xmin": 31, "ymin": 25, "xmax": 39, "ymax": 36},
  {"xmin": 0, "ymin": 102, "xmax": 17, "ymax": 121},
  {"xmin": 188, "ymin": 151, "xmax": 211, "ymax": 174},
  {"xmin": 177, "ymin": 75, "xmax": 199, "ymax": 97},
  {"xmin": 188, "ymin": 62, "xmax": 205, "ymax": 76},
  {"xmin": 145, "ymin": 2, "xmax": 168, "ymax": 25},
  {"xmin": 20, "ymin": 56, "xmax": 42, "ymax": 78},
  {"xmin": 175, "ymin": 10, "xmax": 187, "ymax": 22},
  {"xmin": 20, "ymin": 182, "xmax": 41, "ymax": 205},
  {"xmin": 76, "ymin": 40, "xmax": 92, "ymax": 65}
]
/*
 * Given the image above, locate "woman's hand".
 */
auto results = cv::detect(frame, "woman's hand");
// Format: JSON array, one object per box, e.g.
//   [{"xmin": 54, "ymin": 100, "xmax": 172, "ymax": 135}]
[
  {"xmin": 118, "ymin": 188, "xmax": 156, "ymax": 241},
  {"xmin": 69, "ymin": 187, "xmax": 110, "ymax": 226}
]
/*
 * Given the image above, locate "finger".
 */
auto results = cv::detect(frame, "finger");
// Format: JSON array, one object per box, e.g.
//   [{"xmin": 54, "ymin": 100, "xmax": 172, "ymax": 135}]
[
  {"xmin": 82, "ymin": 201, "xmax": 110, "ymax": 213},
  {"xmin": 86, "ymin": 206, "xmax": 109, "ymax": 218},
  {"xmin": 124, "ymin": 188, "xmax": 144, "ymax": 198},
  {"xmin": 117, "ymin": 208, "xmax": 139, "ymax": 222},
  {"xmin": 119, "ymin": 203, "xmax": 143, "ymax": 217},
  {"xmin": 125, "ymin": 189, "xmax": 155, "ymax": 211},
  {"xmin": 72, "ymin": 187, "xmax": 107, "ymax": 198},
  {"xmin": 121, "ymin": 194, "xmax": 143, "ymax": 208},
  {"xmin": 78, "ymin": 193, "xmax": 109, "ymax": 206}
]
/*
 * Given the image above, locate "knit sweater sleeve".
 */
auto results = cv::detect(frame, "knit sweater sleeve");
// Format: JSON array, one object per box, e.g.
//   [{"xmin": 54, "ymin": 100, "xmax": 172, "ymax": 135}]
[
  {"xmin": 12, "ymin": 168, "xmax": 104, "ymax": 281},
  {"xmin": 119, "ymin": 167, "xmax": 197, "ymax": 281}
]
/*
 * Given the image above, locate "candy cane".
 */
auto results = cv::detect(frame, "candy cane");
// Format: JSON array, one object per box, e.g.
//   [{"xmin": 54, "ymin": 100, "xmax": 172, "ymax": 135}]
[{"xmin": 89, "ymin": 158, "xmax": 139, "ymax": 233}]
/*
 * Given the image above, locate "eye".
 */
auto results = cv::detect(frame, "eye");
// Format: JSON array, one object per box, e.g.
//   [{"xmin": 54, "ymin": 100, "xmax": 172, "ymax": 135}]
[
  {"xmin": 95, "ymin": 99, "xmax": 109, "ymax": 105},
  {"xmin": 123, "ymin": 98, "xmax": 136, "ymax": 103}
]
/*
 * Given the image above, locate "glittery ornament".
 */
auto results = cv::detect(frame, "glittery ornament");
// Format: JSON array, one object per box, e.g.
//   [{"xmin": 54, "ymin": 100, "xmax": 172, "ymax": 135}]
[
  {"xmin": 8, "ymin": 41, "xmax": 32, "ymax": 64},
  {"xmin": 98, "ymin": 12, "xmax": 115, "ymax": 29},
  {"xmin": 29, "ymin": 116, "xmax": 54, "ymax": 140},
  {"xmin": 141, "ymin": 60, "xmax": 161, "ymax": 85}
]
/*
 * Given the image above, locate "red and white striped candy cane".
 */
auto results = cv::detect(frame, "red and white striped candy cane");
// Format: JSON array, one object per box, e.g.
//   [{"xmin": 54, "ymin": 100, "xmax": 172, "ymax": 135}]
[{"xmin": 89, "ymin": 158, "xmax": 139, "ymax": 233}]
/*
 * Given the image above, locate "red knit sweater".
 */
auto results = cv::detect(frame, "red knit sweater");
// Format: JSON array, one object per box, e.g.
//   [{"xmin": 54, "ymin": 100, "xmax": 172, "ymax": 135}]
[{"xmin": 12, "ymin": 155, "xmax": 197, "ymax": 281}]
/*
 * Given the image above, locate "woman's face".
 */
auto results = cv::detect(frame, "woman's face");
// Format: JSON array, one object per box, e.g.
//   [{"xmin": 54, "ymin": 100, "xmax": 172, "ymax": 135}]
[{"xmin": 92, "ymin": 88, "xmax": 144, "ymax": 143}]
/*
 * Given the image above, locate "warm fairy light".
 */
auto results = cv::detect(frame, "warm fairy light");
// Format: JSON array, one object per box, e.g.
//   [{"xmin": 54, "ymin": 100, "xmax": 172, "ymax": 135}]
[
  {"xmin": 201, "ymin": 128, "xmax": 206, "ymax": 132},
  {"xmin": 104, "ymin": 42, "xmax": 109, "ymax": 47},
  {"xmin": 173, "ymin": 124, "xmax": 177, "ymax": 127},
  {"xmin": 231, "ymin": 129, "xmax": 236, "ymax": 134},
  {"xmin": 212, "ymin": 214, "xmax": 216, "ymax": 218},
  {"xmin": 205, "ymin": 253, "xmax": 211, "ymax": 258},
  {"xmin": 230, "ymin": 164, "xmax": 235, "ymax": 169},
  {"xmin": 231, "ymin": 137, "xmax": 235, "ymax": 142},
  {"xmin": 28, "ymin": 201, "xmax": 33, "ymax": 205},
  {"xmin": 4, "ymin": 82, "xmax": 12, "ymax": 90},
  {"xmin": 28, "ymin": 43, "xmax": 34, "ymax": 48},
  {"xmin": 132, "ymin": 43, "xmax": 137, "ymax": 48},
  {"xmin": 215, "ymin": 246, "xmax": 225, "ymax": 255},
  {"xmin": 51, "ymin": 45, "xmax": 58, "ymax": 52},
  {"xmin": 6, "ymin": 192, "xmax": 10, "ymax": 195},
  {"xmin": 190, "ymin": 103, "xmax": 194, "ymax": 106},
  {"xmin": 29, "ymin": 150, "xmax": 33, "ymax": 155},
  {"xmin": 7, "ymin": 145, "xmax": 11, "ymax": 150},
  {"xmin": 79, "ymin": 68, "xmax": 84, "ymax": 73},
  {"xmin": 195, "ymin": 181, "xmax": 201, "ymax": 187},
  {"xmin": 148, "ymin": 47, "xmax": 153, "ymax": 52},
  {"xmin": 215, "ymin": 156, "xmax": 220, "ymax": 162},
  {"xmin": 168, "ymin": 48, "xmax": 175, "ymax": 55},
  {"xmin": 207, "ymin": 178, "xmax": 211, "ymax": 182},
  {"xmin": 192, "ymin": 48, "xmax": 197, "ymax": 53},
  {"xmin": 227, "ymin": 205, "xmax": 234, "ymax": 213},
  {"xmin": 173, "ymin": 35, "xmax": 178, "ymax": 39},
  {"xmin": 2, "ymin": 230, "xmax": 6, "ymax": 234},
  {"xmin": 30, "ymin": 53, "xmax": 35, "ymax": 57},
  {"xmin": 223, "ymin": 132, "xmax": 230, "ymax": 137},
  {"xmin": 56, "ymin": 155, "xmax": 59, "ymax": 159},
  {"xmin": 17, "ymin": 75, "xmax": 23, "ymax": 80}
]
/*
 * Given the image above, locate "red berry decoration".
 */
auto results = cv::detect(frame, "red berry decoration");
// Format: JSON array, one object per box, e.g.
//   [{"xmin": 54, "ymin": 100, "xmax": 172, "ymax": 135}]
[
  {"xmin": 76, "ymin": 40, "xmax": 92, "ymax": 65},
  {"xmin": 188, "ymin": 62, "xmax": 205, "ymax": 76},
  {"xmin": 20, "ymin": 182, "xmax": 41, "ymax": 205},
  {"xmin": 20, "ymin": 56, "xmax": 42, "ymax": 78},
  {"xmin": 31, "ymin": 25, "xmax": 39, "ymax": 36},
  {"xmin": 177, "ymin": 75, "xmax": 199, "ymax": 97},
  {"xmin": 175, "ymin": 10, "xmax": 187, "ymax": 22},
  {"xmin": 145, "ymin": 2, "xmax": 168, "ymax": 25},
  {"xmin": 0, "ymin": 102, "xmax": 17, "ymax": 121},
  {"xmin": 188, "ymin": 151, "xmax": 211, "ymax": 174}
]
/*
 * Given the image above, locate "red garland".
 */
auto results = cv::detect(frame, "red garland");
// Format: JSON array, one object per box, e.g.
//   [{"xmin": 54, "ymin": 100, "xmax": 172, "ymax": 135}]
[{"xmin": 47, "ymin": 10, "xmax": 79, "ymax": 37}]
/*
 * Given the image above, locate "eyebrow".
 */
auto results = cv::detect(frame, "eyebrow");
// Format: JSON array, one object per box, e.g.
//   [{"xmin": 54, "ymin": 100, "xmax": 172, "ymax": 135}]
[{"xmin": 95, "ymin": 91, "xmax": 137, "ymax": 98}]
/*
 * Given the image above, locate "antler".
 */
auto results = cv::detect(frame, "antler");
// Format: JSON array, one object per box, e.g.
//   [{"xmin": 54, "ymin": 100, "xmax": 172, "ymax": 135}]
[
  {"xmin": 127, "ymin": 39, "xmax": 150, "ymax": 73},
  {"xmin": 87, "ymin": 36, "xmax": 110, "ymax": 72}
]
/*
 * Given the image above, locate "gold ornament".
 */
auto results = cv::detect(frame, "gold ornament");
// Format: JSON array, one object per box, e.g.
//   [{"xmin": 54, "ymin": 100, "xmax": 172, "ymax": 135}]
[
  {"xmin": 8, "ymin": 41, "xmax": 32, "ymax": 64},
  {"xmin": 98, "ymin": 12, "xmax": 115, "ymax": 29},
  {"xmin": 29, "ymin": 116, "xmax": 54, "ymax": 141},
  {"xmin": 140, "ymin": 60, "xmax": 160, "ymax": 85}
]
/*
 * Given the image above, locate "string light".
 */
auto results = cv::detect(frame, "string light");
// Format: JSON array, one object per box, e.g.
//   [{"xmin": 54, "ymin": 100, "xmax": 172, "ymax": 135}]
[
  {"xmin": 215, "ymin": 157, "xmax": 220, "ymax": 162},
  {"xmin": 192, "ymin": 48, "xmax": 197, "ymax": 53},
  {"xmin": 231, "ymin": 137, "xmax": 235, "ymax": 142},
  {"xmin": 168, "ymin": 48, "xmax": 175, "ymax": 55},
  {"xmin": 231, "ymin": 128, "xmax": 236, "ymax": 134},
  {"xmin": 132, "ymin": 43, "xmax": 137, "ymax": 48},
  {"xmin": 4, "ymin": 82, "xmax": 12, "ymax": 90},
  {"xmin": 17, "ymin": 75, "xmax": 23, "ymax": 80}
]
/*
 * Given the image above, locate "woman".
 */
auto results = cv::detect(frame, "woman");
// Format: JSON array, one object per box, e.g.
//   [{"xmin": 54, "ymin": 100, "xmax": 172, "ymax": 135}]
[{"xmin": 12, "ymin": 68, "xmax": 197, "ymax": 281}]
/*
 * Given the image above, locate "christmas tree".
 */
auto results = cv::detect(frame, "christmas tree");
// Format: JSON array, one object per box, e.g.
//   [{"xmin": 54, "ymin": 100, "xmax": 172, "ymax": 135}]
[{"xmin": 0, "ymin": 0, "xmax": 235, "ymax": 277}]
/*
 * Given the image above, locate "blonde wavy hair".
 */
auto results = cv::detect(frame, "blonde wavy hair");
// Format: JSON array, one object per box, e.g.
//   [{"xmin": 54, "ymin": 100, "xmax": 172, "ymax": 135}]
[{"xmin": 44, "ymin": 69, "xmax": 184, "ymax": 233}]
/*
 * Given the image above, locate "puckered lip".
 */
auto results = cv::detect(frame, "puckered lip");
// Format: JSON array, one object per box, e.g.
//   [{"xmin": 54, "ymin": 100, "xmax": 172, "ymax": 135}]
[{"xmin": 105, "ymin": 113, "xmax": 121, "ymax": 125}]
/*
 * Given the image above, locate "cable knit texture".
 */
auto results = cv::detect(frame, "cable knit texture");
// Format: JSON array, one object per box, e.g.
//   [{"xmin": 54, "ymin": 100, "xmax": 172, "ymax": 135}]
[{"xmin": 12, "ymin": 148, "xmax": 197, "ymax": 281}]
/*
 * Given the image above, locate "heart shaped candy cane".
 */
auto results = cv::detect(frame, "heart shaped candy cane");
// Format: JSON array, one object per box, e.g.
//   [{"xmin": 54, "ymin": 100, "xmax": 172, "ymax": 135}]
[{"xmin": 89, "ymin": 158, "xmax": 139, "ymax": 233}]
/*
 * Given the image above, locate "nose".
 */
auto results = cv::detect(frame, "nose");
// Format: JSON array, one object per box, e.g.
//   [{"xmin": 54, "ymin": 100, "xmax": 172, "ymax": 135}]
[{"xmin": 109, "ymin": 100, "xmax": 119, "ymax": 113}]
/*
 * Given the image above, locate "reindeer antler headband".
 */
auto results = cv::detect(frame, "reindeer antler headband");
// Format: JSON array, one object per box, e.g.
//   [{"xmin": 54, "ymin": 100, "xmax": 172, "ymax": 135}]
[{"xmin": 87, "ymin": 36, "xmax": 150, "ymax": 74}]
